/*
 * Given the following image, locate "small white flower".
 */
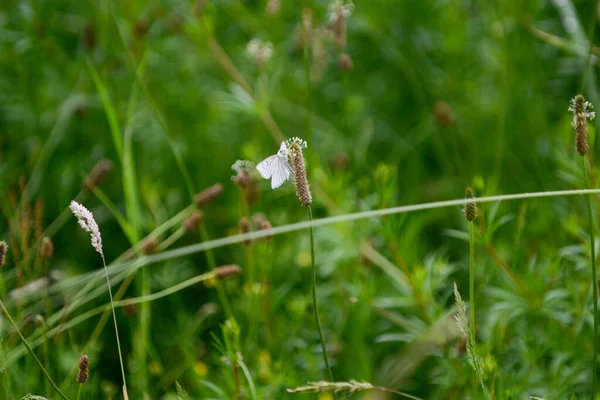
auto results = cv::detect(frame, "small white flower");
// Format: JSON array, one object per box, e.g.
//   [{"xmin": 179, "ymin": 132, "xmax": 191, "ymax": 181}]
[
  {"xmin": 256, "ymin": 142, "xmax": 292, "ymax": 189},
  {"xmin": 231, "ymin": 160, "xmax": 255, "ymax": 173},
  {"xmin": 286, "ymin": 137, "xmax": 308, "ymax": 150},
  {"xmin": 246, "ymin": 38, "xmax": 274, "ymax": 67},
  {"xmin": 328, "ymin": 0, "xmax": 354, "ymax": 21},
  {"xmin": 69, "ymin": 200, "xmax": 103, "ymax": 256},
  {"xmin": 568, "ymin": 96, "xmax": 595, "ymax": 127}
]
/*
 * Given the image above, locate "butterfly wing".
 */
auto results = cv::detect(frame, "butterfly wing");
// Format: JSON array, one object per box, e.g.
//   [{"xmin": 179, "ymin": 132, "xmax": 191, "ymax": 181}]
[
  {"xmin": 270, "ymin": 157, "xmax": 292, "ymax": 189},
  {"xmin": 256, "ymin": 155, "xmax": 279, "ymax": 179}
]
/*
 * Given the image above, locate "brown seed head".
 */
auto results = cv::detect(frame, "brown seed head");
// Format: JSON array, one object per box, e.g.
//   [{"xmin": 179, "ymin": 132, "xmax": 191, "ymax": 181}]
[
  {"xmin": 258, "ymin": 220, "xmax": 273, "ymax": 240},
  {"xmin": 239, "ymin": 217, "xmax": 252, "ymax": 246},
  {"xmin": 77, "ymin": 354, "xmax": 89, "ymax": 384},
  {"xmin": 40, "ymin": 237, "xmax": 54, "ymax": 260},
  {"xmin": 183, "ymin": 211, "xmax": 204, "ymax": 233},
  {"xmin": 122, "ymin": 302, "xmax": 138, "ymax": 318},
  {"xmin": 134, "ymin": 18, "xmax": 150, "ymax": 38},
  {"xmin": 0, "ymin": 241, "xmax": 7, "ymax": 268},
  {"xmin": 83, "ymin": 159, "xmax": 114, "ymax": 193},
  {"xmin": 464, "ymin": 187, "xmax": 477, "ymax": 222},
  {"xmin": 327, "ymin": 0, "xmax": 353, "ymax": 48},
  {"xmin": 329, "ymin": 151, "xmax": 351, "ymax": 171},
  {"xmin": 338, "ymin": 53, "xmax": 353, "ymax": 72},
  {"xmin": 142, "ymin": 238, "xmax": 159, "ymax": 255},
  {"xmin": 215, "ymin": 264, "xmax": 242, "ymax": 280},
  {"xmin": 288, "ymin": 141, "xmax": 312, "ymax": 207},
  {"xmin": 266, "ymin": 0, "xmax": 280, "ymax": 16},
  {"xmin": 433, "ymin": 101, "xmax": 455, "ymax": 127},
  {"xmin": 194, "ymin": 183, "xmax": 224, "ymax": 207},
  {"xmin": 234, "ymin": 170, "xmax": 253, "ymax": 189},
  {"xmin": 569, "ymin": 95, "xmax": 595, "ymax": 156},
  {"xmin": 251, "ymin": 213, "xmax": 267, "ymax": 228},
  {"xmin": 82, "ymin": 22, "xmax": 96, "ymax": 50}
]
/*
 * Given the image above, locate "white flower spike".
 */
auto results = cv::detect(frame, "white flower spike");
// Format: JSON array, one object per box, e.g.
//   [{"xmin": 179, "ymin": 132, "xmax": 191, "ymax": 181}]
[
  {"xmin": 256, "ymin": 141, "xmax": 293, "ymax": 189},
  {"xmin": 69, "ymin": 201, "xmax": 103, "ymax": 256}
]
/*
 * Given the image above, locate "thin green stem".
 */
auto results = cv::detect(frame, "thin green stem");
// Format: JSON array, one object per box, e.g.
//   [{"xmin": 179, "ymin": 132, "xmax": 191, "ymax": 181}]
[
  {"xmin": 237, "ymin": 356, "xmax": 258, "ymax": 400},
  {"xmin": 42, "ymin": 322, "xmax": 50, "ymax": 397},
  {"xmin": 77, "ymin": 384, "xmax": 82, "ymax": 400},
  {"xmin": 0, "ymin": 297, "xmax": 69, "ymax": 400},
  {"xmin": 583, "ymin": 157, "xmax": 598, "ymax": 399},
  {"xmin": 308, "ymin": 207, "xmax": 334, "ymax": 385},
  {"xmin": 200, "ymin": 225, "xmax": 233, "ymax": 318},
  {"xmin": 101, "ymin": 254, "xmax": 128, "ymax": 397},
  {"xmin": 0, "ymin": 322, "xmax": 12, "ymax": 399},
  {"xmin": 469, "ymin": 220, "xmax": 477, "ymax": 400}
]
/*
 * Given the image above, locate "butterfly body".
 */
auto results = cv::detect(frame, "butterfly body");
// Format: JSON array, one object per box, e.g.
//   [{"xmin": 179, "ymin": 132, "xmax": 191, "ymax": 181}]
[{"xmin": 256, "ymin": 142, "xmax": 293, "ymax": 189}]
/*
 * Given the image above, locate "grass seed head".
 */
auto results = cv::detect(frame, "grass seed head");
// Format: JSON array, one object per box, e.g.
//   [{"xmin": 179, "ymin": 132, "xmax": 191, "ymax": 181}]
[
  {"xmin": 569, "ymin": 94, "xmax": 595, "ymax": 156},
  {"xmin": 183, "ymin": 211, "xmax": 205, "ymax": 233},
  {"xmin": 286, "ymin": 138, "xmax": 312, "ymax": 207},
  {"xmin": 239, "ymin": 217, "xmax": 252, "ymax": 246},
  {"xmin": 0, "ymin": 241, "xmax": 7, "ymax": 268},
  {"xmin": 40, "ymin": 237, "xmax": 54, "ymax": 260},
  {"xmin": 464, "ymin": 187, "xmax": 477, "ymax": 222},
  {"xmin": 327, "ymin": 0, "xmax": 353, "ymax": 47},
  {"xmin": 77, "ymin": 354, "xmax": 89, "ymax": 384},
  {"xmin": 194, "ymin": 183, "xmax": 224, "ymax": 207},
  {"xmin": 338, "ymin": 53, "xmax": 353, "ymax": 72},
  {"xmin": 142, "ymin": 238, "xmax": 159, "ymax": 255},
  {"xmin": 69, "ymin": 201, "xmax": 103, "ymax": 256},
  {"xmin": 83, "ymin": 159, "xmax": 114, "ymax": 193},
  {"xmin": 246, "ymin": 39, "xmax": 274, "ymax": 68},
  {"xmin": 215, "ymin": 264, "xmax": 242, "ymax": 280},
  {"xmin": 266, "ymin": 0, "xmax": 280, "ymax": 16}
]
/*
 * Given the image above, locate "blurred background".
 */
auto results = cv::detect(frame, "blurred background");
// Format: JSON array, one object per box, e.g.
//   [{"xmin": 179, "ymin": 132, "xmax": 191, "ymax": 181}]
[{"xmin": 1, "ymin": 0, "xmax": 600, "ymax": 398}]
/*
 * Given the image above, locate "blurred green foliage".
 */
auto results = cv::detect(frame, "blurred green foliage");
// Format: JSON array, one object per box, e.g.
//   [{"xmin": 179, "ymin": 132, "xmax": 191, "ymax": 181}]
[{"xmin": 2, "ymin": 0, "xmax": 600, "ymax": 398}]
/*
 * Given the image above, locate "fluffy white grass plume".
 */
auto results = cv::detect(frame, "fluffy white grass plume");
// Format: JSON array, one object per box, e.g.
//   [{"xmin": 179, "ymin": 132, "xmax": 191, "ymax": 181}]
[{"xmin": 69, "ymin": 201, "xmax": 103, "ymax": 256}]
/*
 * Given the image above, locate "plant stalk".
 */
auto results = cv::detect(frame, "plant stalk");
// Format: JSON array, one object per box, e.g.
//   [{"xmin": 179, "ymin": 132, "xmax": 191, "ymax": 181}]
[
  {"xmin": 584, "ymin": 157, "xmax": 598, "ymax": 399},
  {"xmin": 469, "ymin": 220, "xmax": 477, "ymax": 400},
  {"xmin": 308, "ymin": 207, "xmax": 334, "ymax": 385},
  {"xmin": 101, "ymin": 254, "xmax": 128, "ymax": 397}
]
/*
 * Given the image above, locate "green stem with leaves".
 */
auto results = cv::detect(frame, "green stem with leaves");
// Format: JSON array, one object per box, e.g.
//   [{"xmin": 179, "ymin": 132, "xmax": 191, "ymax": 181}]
[
  {"xmin": 0, "ymin": 297, "xmax": 69, "ymax": 400},
  {"xmin": 583, "ymin": 157, "xmax": 598, "ymax": 399},
  {"xmin": 469, "ymin": 220, "xmax": 477, "ymax": 400},
  {"xmin": 308, "ymin": 206, "xmax": 334, "ymax": 386}
]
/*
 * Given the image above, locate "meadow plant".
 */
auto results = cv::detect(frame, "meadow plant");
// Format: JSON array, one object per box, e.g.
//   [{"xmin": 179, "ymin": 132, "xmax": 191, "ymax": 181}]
[
  {"xmin": 569, "ymin": 94, "xmax": 597, "ymax": 397},
  {"xmin": 256, "ymin": 137, "xmax": 334, "ymax": 383},
  {"xmin": 69, "ymin": 201, "xmax": 128, "ymax": 398},
  {"xmin": 464, "ymin": 186, "xmax": 478, "ymax": 397},
  {"xmin": 454, "ymin": 283, "xmax": 488, "ymax": 398}
]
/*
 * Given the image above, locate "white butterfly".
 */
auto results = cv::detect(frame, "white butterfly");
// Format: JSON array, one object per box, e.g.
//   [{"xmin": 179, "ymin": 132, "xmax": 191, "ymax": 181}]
[{"xmin": 256, "ymin": 142, "xmax": 293, "ymax": 189}]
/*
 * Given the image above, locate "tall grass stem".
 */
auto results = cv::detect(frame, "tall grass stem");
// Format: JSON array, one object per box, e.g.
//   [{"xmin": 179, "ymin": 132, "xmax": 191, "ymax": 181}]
[
  {"xmin": 308, "ymin": 206, "xmax": 334, "ymax": 385},
  {"xmin": 101, "ymin": 253, "xmax": 128, "ymax": 396},
  {"xmin": 469, "ymin": 220, "xmax": 477, "ymax": 400},
  {"xmin": 583, "ymin": 157, "xmax": 598, "ymax": 398}
]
